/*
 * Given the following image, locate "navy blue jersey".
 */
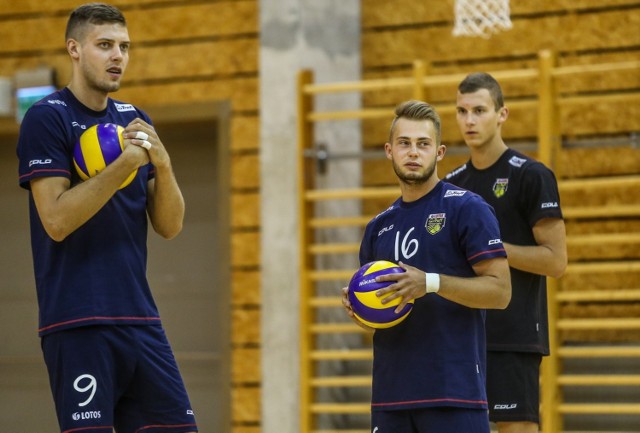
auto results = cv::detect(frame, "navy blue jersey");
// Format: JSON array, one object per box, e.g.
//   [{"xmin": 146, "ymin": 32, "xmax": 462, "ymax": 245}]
[
  {"xmin": 360, "ymin": 181, "xmax": 506, "ymax": 411},
  {"xmin": 446, "ymin": 148, "xmax": 563, "ymax": 354},
  {"xmin": 16, "ymin": 87, "xmax": 159, "ymax": 336}
]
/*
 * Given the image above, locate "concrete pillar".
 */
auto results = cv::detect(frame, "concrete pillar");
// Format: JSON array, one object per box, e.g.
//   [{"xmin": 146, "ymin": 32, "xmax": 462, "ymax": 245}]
[{"xmin": 260, "ymin": 1, "xmax": 361, "ymax": 432}]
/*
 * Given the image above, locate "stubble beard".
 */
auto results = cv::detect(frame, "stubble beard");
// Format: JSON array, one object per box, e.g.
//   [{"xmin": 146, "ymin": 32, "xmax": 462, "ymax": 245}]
[
  {"xmin": 392, "ymin": 156, "xmax": 437, "ymax": 186},
  {"xmin": 83, "ymin": 63, "xmax": 121, "ymax": 94},
  {"xmin": 93, "ymin": 77, "xmax": 120, "ymax": 94}
]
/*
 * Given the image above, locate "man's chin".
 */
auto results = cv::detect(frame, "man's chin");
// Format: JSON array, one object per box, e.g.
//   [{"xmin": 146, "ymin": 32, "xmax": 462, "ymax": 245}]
[
  {"xmin": 99, "ymin": 81, "xmax": 121, "ymax": 93},
  {"xmin": 400, "ymin": 175, "xmax": 429, "ymax": 185}
]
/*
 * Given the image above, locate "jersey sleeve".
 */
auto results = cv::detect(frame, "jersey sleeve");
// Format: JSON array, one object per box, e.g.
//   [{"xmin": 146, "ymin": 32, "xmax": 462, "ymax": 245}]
[
  {"xmin": 17, "ymin": 103, "xmax": 72, "ymax": 190},
  {"xmin": 521, "ymin": 162, "xmax": 563, "ymax": 227},
  {"xmin": 358, "ymin": 221, "xmax": 377, "ymax": 266},
  {"xmin": 458, "ymin": 194, "xmax": 507, "ymax": 265}
]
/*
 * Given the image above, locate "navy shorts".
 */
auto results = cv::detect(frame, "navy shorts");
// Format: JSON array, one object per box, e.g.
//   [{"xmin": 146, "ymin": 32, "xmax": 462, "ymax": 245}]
[
  {"xmin": 486, "ymin": 351, "xmax": 542, "ymax": 423},
  {"xmin": 371, "ymin": 407, "xmax": 490, "ymax": 433},
  {"xmin": 41, "ymin": 325, "xmax": 197, "ymax": 433}
]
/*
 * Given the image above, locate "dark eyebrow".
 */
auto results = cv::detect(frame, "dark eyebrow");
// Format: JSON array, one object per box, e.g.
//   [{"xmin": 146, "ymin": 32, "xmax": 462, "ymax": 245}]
[
  {"xmin": 96, "ymin": 38, "xmax": 130, "ymax": 45},
  {"xmin": 396, "ymin": 136, "xmax": 433, "ymax": 142}
]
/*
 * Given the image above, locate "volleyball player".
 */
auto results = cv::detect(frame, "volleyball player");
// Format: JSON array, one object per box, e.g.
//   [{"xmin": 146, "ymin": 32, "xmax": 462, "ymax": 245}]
[
  {"xmin": 16, "ymin": 4, "xmax": 197, "ymax": 432},
  {"xmin": 342, "ymin": 100, "xmax": 511, "ymax": 433},
  {"xmin": 446, "ymin": 72, "xmax": 567, "ymax": 433}
]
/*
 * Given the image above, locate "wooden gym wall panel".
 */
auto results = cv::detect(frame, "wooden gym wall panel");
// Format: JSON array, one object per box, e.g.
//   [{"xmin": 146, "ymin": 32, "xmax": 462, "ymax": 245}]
[
  {"xmin": 126, "ymin": 40, "xmax": 258, "ymax": 81},
  {"xmin": 232, "ymin": 347, "xmax": 261, "ymax": 384},
  {"xmin": 559, "ymin": 147, "xmax": 640, "ymax": 179},
  {"xmin": 230, "ymin": 152, "xmax": 260, "ymax": 190},
  {"xmin": 231, "ymin": 116, "xmax": 260, "ymax": 151},
  {"xmin": 362, "ymin": 8, "xmax": 639, "ymax": 71},
  {"xmin": 232, "ymin": 232, "xmax": 260, "ymax": 268},
  {"xmin": 363, "ymin": 0, "xmax": 640, "ymax": 28},
  {"xmin": 0, "ymin": 0, "xmax": 181, "ymax": 15},
  {"xmin": 118, "ymin": 77, "xmax": 258, "ymax": 113},
  {"xmin": 358, "ymin": 0, "xmax": 640, "ymax": 151},
  {"xmin": 232, "ymin": 192, "xmax": 260, "ymax": 229},
  {"xmin": 0, "ymin": 1, "xmax": 257, "ymax": 53},
  {"xmin": 232, "ymin": 308, "xmax": 260, "ymax": 346},
  {"xmin": 232, "ymin": 269, "xmax": 261, "ymax": 307},
  {"xmin": 232, "ymin": 386, "xmax": 261, "ymax": 423}
]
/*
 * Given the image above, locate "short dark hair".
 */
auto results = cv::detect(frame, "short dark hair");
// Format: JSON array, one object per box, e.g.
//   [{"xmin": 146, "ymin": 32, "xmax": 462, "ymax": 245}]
[
  {"xmin": 458, "ymin": 72, "xmax": 504, "ymax": 110},
  {"xmin": 65, "ymin": 3, "xmax": 126, "ymax": 41},
  {"xmin": 389, "ymin": 100, "xmax": 441, "ymax": 144}
]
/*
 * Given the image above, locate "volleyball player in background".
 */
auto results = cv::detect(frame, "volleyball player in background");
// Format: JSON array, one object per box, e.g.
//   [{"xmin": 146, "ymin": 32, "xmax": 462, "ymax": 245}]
[{"xmin": 446, "ymin": 72, "xmax": 567, "ymax": 433}]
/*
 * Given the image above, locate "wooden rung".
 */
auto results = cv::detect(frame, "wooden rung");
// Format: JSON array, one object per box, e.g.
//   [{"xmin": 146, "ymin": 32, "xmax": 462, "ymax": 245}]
[
  {"xmin": 311, "ymin": 375, "xmax": 371, "ymax": 387},
  {"xmin": 558, "ymin": 345, "xmax": 640, "ymax": 358},
  {"xmin": 310, "ymin": 403, "xmax": 370, "ymax": 414},
  {"xmin": 561, "ymin": 91, "xmax": 640, "ymax": 106},
  {"xmin": 310, "ymin": 349, "xmax": 372, "ymax": 361},
  {"xmin": 553, "ymin": 59, "xmax": 640, "ymax": 77},
  {"xmin": 556, "ymin": 289, "xmax": 640, "ymax": 302},
  {"xmin": 309, "ymin": 216, "xmax": 372, "ymax": 228},
  {"xmin": 558, "ymin": 374, "xmax": 640, "ymax": 386},
  {"xmin": 310, "ymin": 323, "xmax": 368, "ymax": 334},
  {"xmin": 308, "ymin": 297, "xmax": 342, "ymax": 307},
  {"xmin": 557, "ymin": 318, "xmax": 640, "ymax": 330},
  {"xmin": 564, "ymin": 260, "xmax": 640, "ymax": 274},
  {"xmin": 559, "ymin": 174, "xmax": 640, "ymax": 191},
  {"xmin": 305, "ymin": 187, "xmax": 398, "ymax": 201},
  {"xmin": 312, "ymin": 430, "xmax": 369, "ymax": 433},
  {"xmin": 558, "ymin": 403, "xmax": 640, "ymax": 414},
  {"xmin": 303, "ymin": 77, "xmax": 413, "ymax": 95},
  {"xmin": 563, "ymin": 204, "xmax": 640, "ymax": 219},
  {"xmin": 309, "ymin": 243, "xmax": 360, "ymax": 255},
  {"xmin": 308, "ymin": 108, "xmax": 395, "ymax": 122},
  {"xmin": 308, "ymin": 270, "xmax": 353, "ymax": 281},
  {"xmin": 567, "ymin": 233, "xmax": 640, "ymax": 246}
]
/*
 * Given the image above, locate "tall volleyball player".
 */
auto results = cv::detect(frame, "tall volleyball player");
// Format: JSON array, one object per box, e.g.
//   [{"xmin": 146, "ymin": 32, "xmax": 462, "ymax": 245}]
[
  {"xmin": 447, "ymin": 72, "xmax": 567, "ymax": 433},
  {"xmin": 342, "ymin": 100, "xmax": 512, "ymax": 433},
  {"xmin": 17, "ymin": 4, "xmax": 197, "ymax": 432}
]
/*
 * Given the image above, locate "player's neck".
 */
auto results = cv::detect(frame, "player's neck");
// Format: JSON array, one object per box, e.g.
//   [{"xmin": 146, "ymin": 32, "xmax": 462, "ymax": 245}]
[
  {"xmin": 67, "ymin": 81, "xmax": 109, "ymax": 112},
  {"xmin": 399, "ymin": 176, "xmax": 440, "ymax": 203},
  {"xmin": 469, "ymin": 140, "xmax": 508, "ymax": 170}
]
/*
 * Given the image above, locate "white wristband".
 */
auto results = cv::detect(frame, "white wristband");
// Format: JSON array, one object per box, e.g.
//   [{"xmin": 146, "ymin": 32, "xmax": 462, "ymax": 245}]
[{"xmin": 425, "ymin": 273, "xmax": 440, "ymax": 294}]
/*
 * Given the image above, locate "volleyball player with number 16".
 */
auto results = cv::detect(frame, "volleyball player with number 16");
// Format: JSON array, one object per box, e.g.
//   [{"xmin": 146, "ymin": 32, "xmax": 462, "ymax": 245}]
[
  {"xmin": 16, "ymin": 4, "xmax": 197, "ymax": 433},
  {"xmin": 342, "ymin": 100, "xmax": 511, "ymax": 433}
]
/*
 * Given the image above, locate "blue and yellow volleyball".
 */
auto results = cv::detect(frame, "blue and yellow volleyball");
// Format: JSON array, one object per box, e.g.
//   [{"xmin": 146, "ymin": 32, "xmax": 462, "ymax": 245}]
[
  {"xmin": 348, "ymin": 260, "xmax": 414, "ymax": 329},
  {"xmin": 73, "ymin": 123, "xmax": 136, "ymax": 189}
]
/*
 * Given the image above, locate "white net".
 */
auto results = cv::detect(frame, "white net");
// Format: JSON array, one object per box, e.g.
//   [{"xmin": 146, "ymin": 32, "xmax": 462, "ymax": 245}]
[{"xmin": 452, "ymin": 0, "xmax": 513, "ymax": 38}]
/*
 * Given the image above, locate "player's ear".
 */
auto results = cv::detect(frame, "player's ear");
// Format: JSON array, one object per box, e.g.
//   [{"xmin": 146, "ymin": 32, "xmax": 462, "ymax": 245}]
[
  {"xmin": 498, "ymin": 106, "xmax": 509, "ymax": 124},
  {"xmin": 384, "ymin": 142, "xmax": 393, "ymax": 160},
  {"xmin": 437, "ymin": 143, "xmax": 446, "ymax": 161},
  {"xmin": 67, "ymin": 39, "xmax": 80, "ymax": 59}
]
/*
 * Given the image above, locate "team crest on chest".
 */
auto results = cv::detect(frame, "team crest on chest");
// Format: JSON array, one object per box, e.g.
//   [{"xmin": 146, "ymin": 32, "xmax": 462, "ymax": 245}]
[
  {"xmin": 492, "ymin": 178, "xmax": 509, "ymax": 198},
  {"xmin": 425, "ymin": 213, "xmax": 446, "ymax": 235}
]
